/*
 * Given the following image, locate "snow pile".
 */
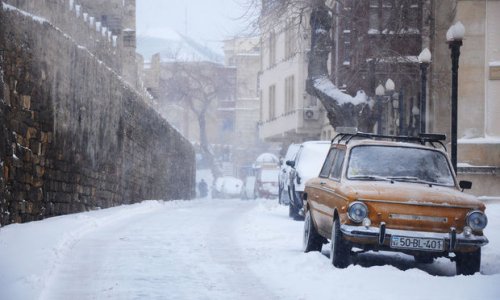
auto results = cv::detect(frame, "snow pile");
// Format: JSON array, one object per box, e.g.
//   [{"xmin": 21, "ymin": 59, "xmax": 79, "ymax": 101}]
[
  {"xmin": 313, "ymin": 76, "xmax": 367, "ymax": 106},
  {"xmin": 458, "ymin": 135, "xmax": 500, "ymax": 144}
]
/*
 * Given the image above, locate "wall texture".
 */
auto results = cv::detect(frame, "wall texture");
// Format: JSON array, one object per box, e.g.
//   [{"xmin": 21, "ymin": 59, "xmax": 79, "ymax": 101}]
[{"xmin": 0, "ymin": 6, "xmax": 195, "ymax": 226}]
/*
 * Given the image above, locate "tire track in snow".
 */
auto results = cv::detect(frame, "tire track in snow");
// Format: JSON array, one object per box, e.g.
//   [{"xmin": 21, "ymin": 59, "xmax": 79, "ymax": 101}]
[{"xmin": 207, "ymin": 199, "xmax": 279, "ymax": 300}]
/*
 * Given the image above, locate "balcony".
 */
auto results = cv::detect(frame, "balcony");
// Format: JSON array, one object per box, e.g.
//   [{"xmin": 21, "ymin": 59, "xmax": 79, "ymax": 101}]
[{"xmin": 258, "ymin": 108, "xmax": 323, "ymax": 142}]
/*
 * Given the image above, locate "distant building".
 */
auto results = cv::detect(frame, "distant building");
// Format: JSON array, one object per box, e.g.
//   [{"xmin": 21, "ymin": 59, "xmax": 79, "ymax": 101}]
[
  {"xmin": 223, "ymin": 36, "xmax": 267, "ymax": 176},
  {"xmin": 142, "ymin": 31, "xmax": 238, "ymax": 173}
]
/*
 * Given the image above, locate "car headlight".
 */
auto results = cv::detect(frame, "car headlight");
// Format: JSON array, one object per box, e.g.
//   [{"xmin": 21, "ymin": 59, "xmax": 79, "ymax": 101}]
[
  {"xmin": 466, "ymin": 211, "xmax": 488, "ymax": 231},
  {"xmin": 348, "ymin": 202, "xmax": 368, "ymax": 223}
]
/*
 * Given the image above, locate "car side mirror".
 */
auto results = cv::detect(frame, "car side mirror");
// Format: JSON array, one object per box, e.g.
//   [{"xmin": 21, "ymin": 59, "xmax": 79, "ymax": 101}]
[
  {"xmin": 286, "ymin": 160, "xmax": 295, "ymax": 168},
  {"xmin": 459, "ymin": 180, "xmax": 472, "ymax": 191}
]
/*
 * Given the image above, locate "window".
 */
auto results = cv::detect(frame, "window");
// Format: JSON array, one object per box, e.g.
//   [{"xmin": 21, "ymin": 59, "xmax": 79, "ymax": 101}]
[
  {"xmin": 319, "ymin": 148, "xmax": 345, "ymax": 180},
  {"xmin": 123, "ymin": 30, "xmax": 136, "ymax": 47},
  {"xmin": 319, "ymin": 149, "xmax": 337, "ymax": 178},
  {"xmin": 269, "ymin": 85, "xmax": 276, "ymax": 119},
  {"xmin": 347, "ymin": 146, "xmax": 454, "ymax": 186},
  {"xmin": 343, "ymin": 32, "xmax": 351, "ymax": 65},
  {"xmin": 269, "ymin": 31, "xmax": 276, "ymax": 66},
  {"xmin": 284, "ymin": 75, "xmax": 295, "ymax": 113},
  {"xmin": 330, "ymin": 149, "xmax": 346, "ymax": 180}
]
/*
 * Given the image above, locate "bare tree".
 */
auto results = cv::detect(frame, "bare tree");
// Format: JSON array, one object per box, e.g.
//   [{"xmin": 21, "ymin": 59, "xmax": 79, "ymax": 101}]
[{"xmin": 160, "ymin": 62, "xmax": 235, "ymax": 179}]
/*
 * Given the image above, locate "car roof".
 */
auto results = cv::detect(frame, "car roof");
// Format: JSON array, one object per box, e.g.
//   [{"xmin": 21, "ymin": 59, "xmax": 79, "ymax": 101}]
[
  {"xmin": 336, "ymin": 138, "xmax": 447, "ymax": 153},
  {"xmin": 330, "ymin": 129, "xmax": 447, "ymax": 152}
]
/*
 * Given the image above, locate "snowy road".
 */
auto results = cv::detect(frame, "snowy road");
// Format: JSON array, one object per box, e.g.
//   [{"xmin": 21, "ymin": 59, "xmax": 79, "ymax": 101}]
[
  {"xmin": 1, "ymin": 198, "xmax": 500, "ymax": 300},
  {"xmin": 41, "ymin": 200, "xmax": 275, "ymax": 300}
]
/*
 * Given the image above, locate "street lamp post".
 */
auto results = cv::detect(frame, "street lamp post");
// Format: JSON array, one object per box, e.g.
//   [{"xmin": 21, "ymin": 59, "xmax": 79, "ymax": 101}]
[
  {"xmin": 447, "ymin": 21, "xmax": 465, "ymax": 173},
  {"xmin": 385, "ymin": 79, "xmax": 396, "ymax": 134},
  {"xmin": 375, "ymin": 84, "xmax": 385, "ymax": 134},
  {"xmin": 418, "ymin": 48, "xmax": 431, "ymax": 134}
]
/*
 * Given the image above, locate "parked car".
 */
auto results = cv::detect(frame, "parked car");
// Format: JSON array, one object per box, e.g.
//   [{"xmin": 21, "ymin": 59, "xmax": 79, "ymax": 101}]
[
  {"xmin": 286, "ymin": 141, "xmax": 331, "ymax": 219},
  {"xmin": 255, "ymin": 167, "xmax": 280, "ymax": 198},
  {"xmin": 211, "ymin": 176, "xmax": 243, "ymax": 199},
  {"xmin": 241, "ymin": 176, "xmax": 256, "ymax": 199},
  {"xmin": 279, "ymin": 144, "xmax": 300, "ymax": 205},
  {"xmin": 303, "ymin": 130, "xmax": 489, "ymax": 275}
]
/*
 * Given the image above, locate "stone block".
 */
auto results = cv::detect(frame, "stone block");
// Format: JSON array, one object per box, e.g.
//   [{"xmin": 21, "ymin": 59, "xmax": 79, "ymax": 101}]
[{"xmin": 20, "ymin": 95, "xmax": 31, "ymax": 110}]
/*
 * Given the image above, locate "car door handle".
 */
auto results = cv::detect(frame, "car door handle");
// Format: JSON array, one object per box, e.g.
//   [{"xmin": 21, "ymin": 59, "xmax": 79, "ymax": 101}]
[{"xmin": 320, "ymin": 182, "xmax": 326, "ymax": 185}]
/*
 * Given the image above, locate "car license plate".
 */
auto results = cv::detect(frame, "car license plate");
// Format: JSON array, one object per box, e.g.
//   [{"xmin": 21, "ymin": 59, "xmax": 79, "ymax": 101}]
[{"xmin": 390, "ymin": 236, "xmax": 444, "ymax": 251}]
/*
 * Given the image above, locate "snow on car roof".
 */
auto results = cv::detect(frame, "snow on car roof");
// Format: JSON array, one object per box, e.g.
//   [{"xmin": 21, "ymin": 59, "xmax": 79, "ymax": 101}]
[
  {"xmin": 255, "ymin": 153, "xmax": 279, "ymax": 164},
  {"xmin": 295, "ymin": 142, "xmax": 331, "ymax": 178}
]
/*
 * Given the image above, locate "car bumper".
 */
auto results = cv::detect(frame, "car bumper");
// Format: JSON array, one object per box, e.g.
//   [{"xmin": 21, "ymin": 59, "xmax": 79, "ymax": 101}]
[{"xmin": 341, "ymin": 224, "xmax": 489, "ymax": 252}]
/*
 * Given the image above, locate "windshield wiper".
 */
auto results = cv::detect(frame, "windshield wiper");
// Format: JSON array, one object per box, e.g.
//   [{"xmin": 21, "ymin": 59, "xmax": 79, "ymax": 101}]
[
  {"xmin": 349, "ymin": 175, "xmax": 393, "ymax": 182},
  {"xmin": 388, "ymin": 176, "xmax": 435, "ymax": 185}
]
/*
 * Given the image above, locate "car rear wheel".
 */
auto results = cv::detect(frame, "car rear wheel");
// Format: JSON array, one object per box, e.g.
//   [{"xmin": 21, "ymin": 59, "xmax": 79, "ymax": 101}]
[
  {"xmin": 303, "ymin": 210, "xmax": 323, "ymax": 252},
  {"xmin": 456, "ymin": 248, "xmax": 481, "ymax": 275},
  {"xmin": 330, "ymin": 218, "xmax": 350, "ymax": 268},
  {"xmin": 289, "ymin": 203, "xmax": 298, "ymax": 218}
]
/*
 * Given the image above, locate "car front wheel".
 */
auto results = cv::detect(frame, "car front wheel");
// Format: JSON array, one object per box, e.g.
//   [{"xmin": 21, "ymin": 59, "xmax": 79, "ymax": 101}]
[
  {"xmin": 330, "ymin": 218, "xmax": 350, "ymax": 268},
  {"xmin": 303, "ymin": 210, "xmax": 323, "ymax": 252},
  {"xmin": 456, "ymin": 248, "xmax": 481, "ymax": 275}
]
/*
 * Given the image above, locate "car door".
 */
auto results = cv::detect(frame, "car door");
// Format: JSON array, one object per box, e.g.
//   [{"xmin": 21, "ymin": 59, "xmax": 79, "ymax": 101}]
[
  {"xmin": 309, "ymin": 147, "xmax": 337, "ymax": 235},
  {"xmin": 313, "ymin": 147, "xmax": 347, "ymax": 235}
]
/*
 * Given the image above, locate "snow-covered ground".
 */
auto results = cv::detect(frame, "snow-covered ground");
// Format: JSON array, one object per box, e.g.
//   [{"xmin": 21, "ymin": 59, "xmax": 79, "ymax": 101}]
[{"xmin": 0, "ymin": 198, "xmax": 499, "ymax": 300}]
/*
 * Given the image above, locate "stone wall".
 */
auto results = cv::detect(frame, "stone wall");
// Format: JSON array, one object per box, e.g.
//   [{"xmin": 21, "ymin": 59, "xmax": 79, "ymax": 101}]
[{"xmin": 0, "ymin": 6, "xmax": 195, "ymax": 226}]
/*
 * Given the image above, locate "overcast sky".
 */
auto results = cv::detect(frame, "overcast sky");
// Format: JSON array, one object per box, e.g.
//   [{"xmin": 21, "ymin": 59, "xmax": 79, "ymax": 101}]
[{"xmin": 136, "ymin": 0, "xmax": 253, "ymax": 42}]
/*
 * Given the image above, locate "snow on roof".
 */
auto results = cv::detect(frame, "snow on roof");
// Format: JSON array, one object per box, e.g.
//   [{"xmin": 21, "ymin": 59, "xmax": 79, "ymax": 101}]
[{"xmin": 137, "ymin": 28, "xmax": 223, "ymax": 63}]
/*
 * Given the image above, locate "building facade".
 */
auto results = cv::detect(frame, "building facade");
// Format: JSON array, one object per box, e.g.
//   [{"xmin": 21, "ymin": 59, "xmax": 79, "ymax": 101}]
[
  {"xmin": 223, "ymin": 37, "xmax": 267, "ymax": 176},
  {"xmin": 258, "ymin": 8, "xmax": 327, "ymax": 149},
  {"xmin": 429, "ymin": 0, "xmax": 499, "ymax": 197}
]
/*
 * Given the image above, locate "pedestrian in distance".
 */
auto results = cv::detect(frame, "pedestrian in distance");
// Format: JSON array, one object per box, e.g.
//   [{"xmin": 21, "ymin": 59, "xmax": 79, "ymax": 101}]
[{"xmin": 198, "ymin": 179, "xmax": 208, "ymax": 198}]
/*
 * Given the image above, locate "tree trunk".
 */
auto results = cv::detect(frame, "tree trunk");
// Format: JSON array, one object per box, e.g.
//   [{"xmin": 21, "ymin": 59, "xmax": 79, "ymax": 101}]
[{"xmin": 306, "ymin": 0, "xmax": 377, "ymax": 132}]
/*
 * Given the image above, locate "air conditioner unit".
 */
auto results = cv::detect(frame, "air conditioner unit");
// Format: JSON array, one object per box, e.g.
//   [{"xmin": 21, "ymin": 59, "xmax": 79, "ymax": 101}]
[{"xmin": 303, "ymin": 108, "xmax": 320, "ymax": 120}]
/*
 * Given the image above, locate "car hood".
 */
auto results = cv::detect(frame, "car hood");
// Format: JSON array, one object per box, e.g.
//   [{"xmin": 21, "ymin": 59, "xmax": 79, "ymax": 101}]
[{"xmin": 341, "ymin": 181, "xmax": 484, "ymax": 210}]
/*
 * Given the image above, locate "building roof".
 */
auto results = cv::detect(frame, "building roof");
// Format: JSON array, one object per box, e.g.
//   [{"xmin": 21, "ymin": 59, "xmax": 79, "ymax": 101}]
[{"xmin": 137, "ymin": 28, "xmax": 223, "ymax": 63}]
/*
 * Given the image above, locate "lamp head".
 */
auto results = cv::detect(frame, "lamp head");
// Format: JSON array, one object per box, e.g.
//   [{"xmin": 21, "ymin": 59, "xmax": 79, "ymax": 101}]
[
  {"xmin": 385, "ymin": 79, "xmax": 395, "ymax": 92},
  {"xmin": 375, "ymin": 84, "xmax": 385, "ymax": 96},
  {"xmin": 418, "ymin": 48, "xmax": 432, "ymax": 63},
  {"xmin": 447, "ymin": 21, "xmax": 465, "ymax": 42}
]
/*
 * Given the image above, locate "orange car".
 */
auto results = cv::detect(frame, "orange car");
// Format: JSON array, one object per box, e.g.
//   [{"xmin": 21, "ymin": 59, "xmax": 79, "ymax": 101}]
[{"xmin": 303, "ymin": 129, "xmax": 488, "ymax": 275}]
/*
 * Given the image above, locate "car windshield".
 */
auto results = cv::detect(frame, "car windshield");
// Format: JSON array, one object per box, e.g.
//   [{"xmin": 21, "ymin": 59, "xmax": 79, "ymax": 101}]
[{"xmin": 347, "ymin": 145, "xmax": 455, "ymax": 186}]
